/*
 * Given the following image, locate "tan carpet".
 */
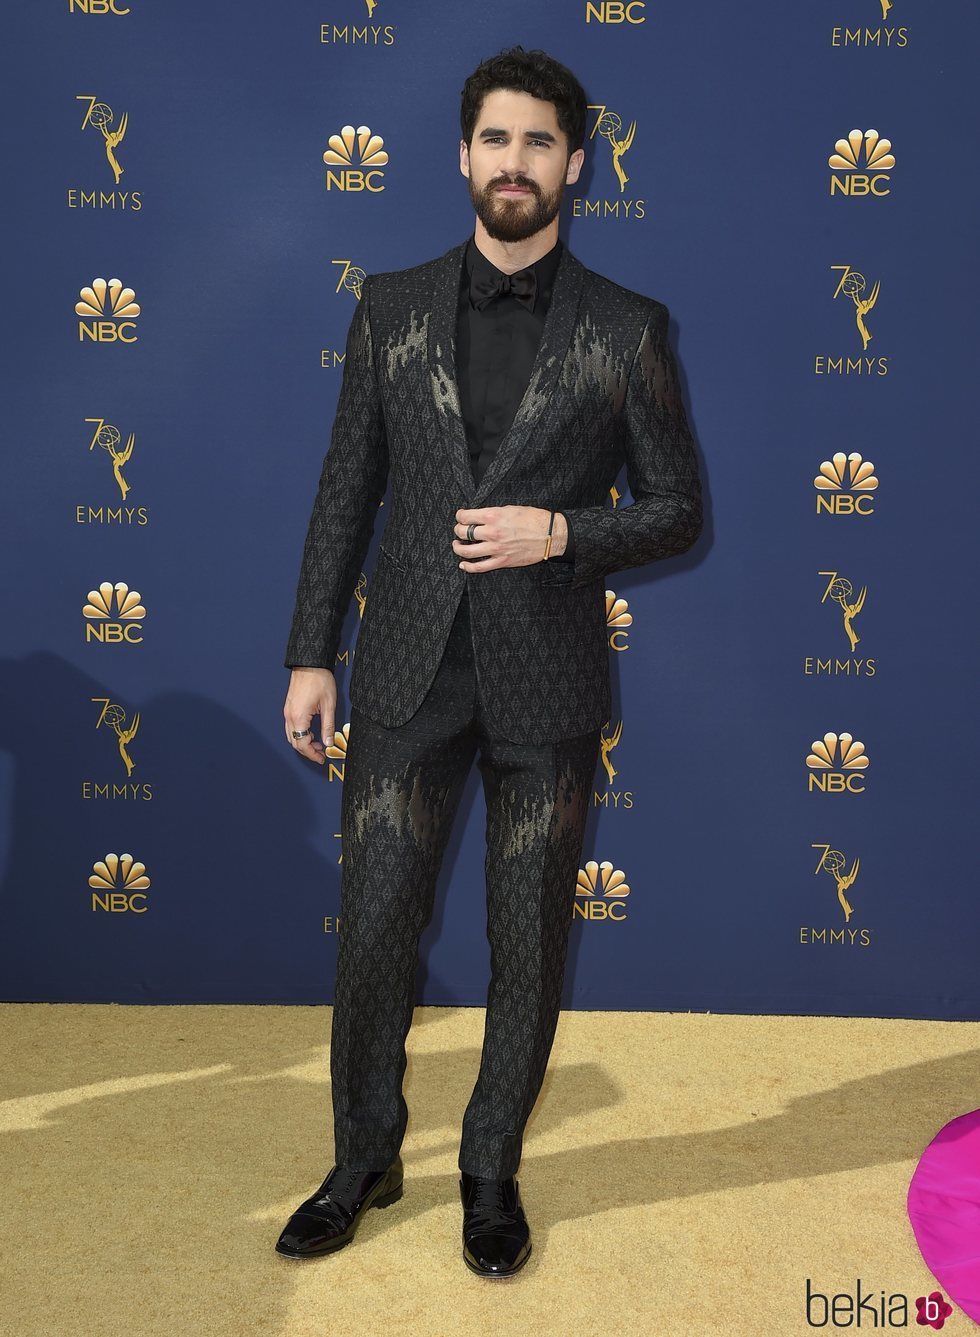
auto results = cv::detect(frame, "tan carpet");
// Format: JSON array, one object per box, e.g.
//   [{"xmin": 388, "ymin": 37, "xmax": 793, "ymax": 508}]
[{"xmin": 2, "ymin": 1003, "xmax": 977, "ymax": 1336}]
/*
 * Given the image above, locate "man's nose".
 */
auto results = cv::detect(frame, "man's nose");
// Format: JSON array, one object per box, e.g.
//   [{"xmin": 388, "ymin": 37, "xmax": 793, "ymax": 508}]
[{"xmin": 499, "ymin": 155, "xmax": 530, "ymax": 181}]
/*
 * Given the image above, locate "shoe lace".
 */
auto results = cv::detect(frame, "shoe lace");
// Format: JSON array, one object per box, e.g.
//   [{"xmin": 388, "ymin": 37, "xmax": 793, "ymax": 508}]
[
  {"xmin": 466, "ymin": 1177, "xmax": 520, "ymax": 1235},
  {"xmin": 312, "ymin": 1167, "xmax": 367, "ymax": 1226}
]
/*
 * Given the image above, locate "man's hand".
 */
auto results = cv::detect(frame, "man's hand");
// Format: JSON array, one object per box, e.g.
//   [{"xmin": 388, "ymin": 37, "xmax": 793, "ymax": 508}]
[
  {"xmin": 284, "ymin": 667, "xmax": 338, "ymax": 766},
  {"xmin": 453, "ymin": 505, "xmax": 568, "ymax": 571}
]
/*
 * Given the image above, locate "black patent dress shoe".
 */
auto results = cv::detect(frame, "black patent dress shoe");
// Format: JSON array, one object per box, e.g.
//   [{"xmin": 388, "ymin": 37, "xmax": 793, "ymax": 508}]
[
  {"xmin": 459, "ymin": 1171, "xmax": 532, "ymax": 1277},
  {"xmin": 275, "ymin": 1155, "xmax": 404, "ymax": 1258}
]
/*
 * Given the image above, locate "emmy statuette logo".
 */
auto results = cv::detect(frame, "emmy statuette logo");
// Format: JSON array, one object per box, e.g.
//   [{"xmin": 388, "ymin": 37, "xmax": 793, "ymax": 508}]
[
  {"xmin": 572, "ymin": 105, "xmax": 645, "ymax": 219},
  {"xmin": 93, "ymin": 697, "xmax": 140, "ymax": 778},
  {"xmin": 802, "ymin": 572, "xmax": 876, "ymax": 678},
  {"xmin": 814, "ymin": 265, "xmax": 889, "ymax": 377},
  {"xmin": 82, "ymin": 698, "xmax": 153, "ymax": 801},
  {"xmin": 75, "ymin": 419, "xmax": 150, "ymax": 526},
  {"xmin": 321, "ymin": 261, "xmax": 369, "ymax": 370},
  {"xmin": 832, "ymin": 265, "xmax": 881, "ymax": 352},
  {"xmin": 594, "ymin": 720, "xmax": 634, "ymax": 812},
  {"xmin": 800, "ymin": 845, "xmax": 872, "ymax": 947},
  {"xmin": 814, "ymin": 845, "xmax": 862, "ymax": 924}
]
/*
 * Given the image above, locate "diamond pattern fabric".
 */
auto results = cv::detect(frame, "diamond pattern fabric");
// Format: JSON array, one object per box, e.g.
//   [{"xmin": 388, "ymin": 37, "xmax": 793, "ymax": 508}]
[{"xmin": 284, "ymin": 236, "xmax": 703, "ymax": 745}]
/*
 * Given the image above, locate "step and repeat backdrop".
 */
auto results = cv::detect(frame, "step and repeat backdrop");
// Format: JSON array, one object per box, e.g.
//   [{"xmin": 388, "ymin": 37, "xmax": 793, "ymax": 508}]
[{"xmin": 2, "ymin": 2, "xmax": 977, "ymax": 1015}]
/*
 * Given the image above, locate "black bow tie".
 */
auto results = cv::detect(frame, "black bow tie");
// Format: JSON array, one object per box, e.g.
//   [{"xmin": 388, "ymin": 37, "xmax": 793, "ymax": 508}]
[{"xmin": 469, "ymin": 264, "xmax": 537, "ymax": 312}]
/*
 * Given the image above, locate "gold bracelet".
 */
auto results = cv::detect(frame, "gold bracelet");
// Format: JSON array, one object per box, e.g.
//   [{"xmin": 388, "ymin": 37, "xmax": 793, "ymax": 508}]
[{"xmin": 543, "ymin": 508, "xmax": 555, "ymax": 561}]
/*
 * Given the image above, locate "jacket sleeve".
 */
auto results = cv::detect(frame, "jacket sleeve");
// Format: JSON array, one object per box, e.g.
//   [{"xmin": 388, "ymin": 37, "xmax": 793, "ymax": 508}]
[
  {"xmin": 284, "ymin": 275, "xmax": 389, "ymax": 669},
  {"xmin": 560, "ymin": 302, "xmax": 702, "ymax": 590},
  {"xmin": 550, "ymin": 511, "xmax": 576, "ymax": 562}
]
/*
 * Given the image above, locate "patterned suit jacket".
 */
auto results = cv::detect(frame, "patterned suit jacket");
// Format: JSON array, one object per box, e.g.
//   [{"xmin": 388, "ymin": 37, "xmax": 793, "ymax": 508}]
[{"xmin": 284, "ymin": 234, "xmax": 704, "ymax": 744}]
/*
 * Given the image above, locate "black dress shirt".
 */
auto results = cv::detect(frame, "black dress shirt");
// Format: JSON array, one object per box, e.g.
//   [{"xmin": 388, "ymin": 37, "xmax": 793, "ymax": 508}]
[{"xmin": 455, "ymin": 234, "xmax": 575, "ymax": 562}]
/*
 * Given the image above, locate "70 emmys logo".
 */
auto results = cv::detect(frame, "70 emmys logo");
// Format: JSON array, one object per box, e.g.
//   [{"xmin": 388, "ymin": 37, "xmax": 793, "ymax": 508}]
[
  {"xmin": 323, "ymin": 125, "xmax": 388, "ymax": 193},
  {"xmin": 76, "ymin": 95, "xmax": 129, "ymax": 185}
]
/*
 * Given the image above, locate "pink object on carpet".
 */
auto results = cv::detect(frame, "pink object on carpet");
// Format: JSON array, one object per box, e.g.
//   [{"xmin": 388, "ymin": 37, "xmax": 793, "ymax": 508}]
[{"xmin": 907, "ymin": 1107, "xmax": 980, "ymax": 1325}]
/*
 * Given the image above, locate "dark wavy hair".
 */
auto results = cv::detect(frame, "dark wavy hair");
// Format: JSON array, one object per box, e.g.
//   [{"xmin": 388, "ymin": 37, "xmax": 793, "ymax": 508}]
[{"xmin": 459, "ymin": 46, "xmax": 587, "ymax": 161}]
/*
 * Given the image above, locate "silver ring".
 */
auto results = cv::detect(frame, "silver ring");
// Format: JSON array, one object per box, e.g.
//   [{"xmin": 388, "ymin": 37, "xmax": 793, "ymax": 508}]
[
  {"xmin": 466, "ymin": 522, "xmax": 477, "ymax": 541},
  {"xmin": 292, "ymin": 728, "xmax": 311, "ymax": 739}
]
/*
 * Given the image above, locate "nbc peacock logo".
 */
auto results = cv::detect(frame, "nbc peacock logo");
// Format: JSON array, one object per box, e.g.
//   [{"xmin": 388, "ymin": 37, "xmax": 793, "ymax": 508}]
[
  {"xmin": 606, "ymin": 590, "xmax": 632, "ymax": 652},
  {"xmin": 813, "ymin": 452, "xmax": 878, "ymax": 516},
  {"xmin": 574, "ymin": 859, "xmax": 631, "ymax": 922},
  {"xmin": 828, "ymin": 128, "xmax": 895, "ymax": 196},
  {"xmin": 89, "ymin": 852, "xmax": 151, "ymax": 913},
  {"xmin": 75, "ymin": 275, "xmax": 141, "ymax": 343},
  {"xmin": 806, "ymin": 732, "xmax": 870, "ymax": 794},
  {"xmin": 322, "ymin": 125, "xmax": 389, "ymax": 193},
  {"xmin": 83, "ymin": 581, "xmax": 145, "ymax": 644},
  {"xmin": 322, "ymin": 720, "xmax": 351, "ymax": 782}
]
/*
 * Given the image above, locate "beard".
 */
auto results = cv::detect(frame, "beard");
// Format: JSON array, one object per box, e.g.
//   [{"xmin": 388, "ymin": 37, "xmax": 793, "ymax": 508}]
[{"xmin": 467, "ymin": 170, "xmax": 564, "ymax": 243}]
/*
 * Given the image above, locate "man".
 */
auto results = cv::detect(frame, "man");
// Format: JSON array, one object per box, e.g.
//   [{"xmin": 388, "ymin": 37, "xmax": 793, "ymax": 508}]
[{"xmin": 275, "ymin": 47, "xmax": 703, "ymax": 1277}]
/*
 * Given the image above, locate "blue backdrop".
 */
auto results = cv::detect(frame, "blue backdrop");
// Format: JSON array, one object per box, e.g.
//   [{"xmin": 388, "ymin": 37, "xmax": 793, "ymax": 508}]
[{"xmin": 2, "ymin": 1, "xmax": 976, "ymax": 1017}]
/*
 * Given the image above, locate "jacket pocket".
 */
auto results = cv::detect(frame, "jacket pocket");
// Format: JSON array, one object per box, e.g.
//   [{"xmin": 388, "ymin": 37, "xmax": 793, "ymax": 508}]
[
  {"xmin": 377, "ymin": 542, "xmax": 409, "ymax": 572},
  {"xmin": 534, "ymin": 557, "xmax": 576, "ymax": 587}
]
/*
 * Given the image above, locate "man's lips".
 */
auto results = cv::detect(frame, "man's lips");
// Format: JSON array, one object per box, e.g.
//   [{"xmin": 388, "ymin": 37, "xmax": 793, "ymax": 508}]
[{"xmin": 496, "ymin": 185, "xmax": 531, "ymax": 194}]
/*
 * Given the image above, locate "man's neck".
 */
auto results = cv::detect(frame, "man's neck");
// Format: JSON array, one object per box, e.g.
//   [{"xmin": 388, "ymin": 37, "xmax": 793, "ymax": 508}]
[{"xmin": 471, "ymin": 221, "xmax": 560, "ymax": 274}]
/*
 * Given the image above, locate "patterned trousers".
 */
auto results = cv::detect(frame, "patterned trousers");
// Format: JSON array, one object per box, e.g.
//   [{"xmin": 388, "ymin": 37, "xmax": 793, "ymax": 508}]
[{"xmin": 332, "ymin": 583, "xmax": 602, "ymax": 1179}]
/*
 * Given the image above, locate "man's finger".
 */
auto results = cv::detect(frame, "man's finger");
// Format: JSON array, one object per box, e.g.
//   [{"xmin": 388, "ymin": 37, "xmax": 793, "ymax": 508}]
[
  {"xmin": 284, "ymin": 710, "xmax": 329, "ymax": 765},
  {"xmin": 453, "ymin": 538, "xmax": 494, "ymax": 559}
]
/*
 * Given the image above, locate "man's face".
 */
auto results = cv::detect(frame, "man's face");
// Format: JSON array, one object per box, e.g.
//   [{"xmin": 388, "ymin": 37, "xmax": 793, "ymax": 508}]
[{"xmin": 460, "ymin": 88, "xmax": 583, "ymax": 244}]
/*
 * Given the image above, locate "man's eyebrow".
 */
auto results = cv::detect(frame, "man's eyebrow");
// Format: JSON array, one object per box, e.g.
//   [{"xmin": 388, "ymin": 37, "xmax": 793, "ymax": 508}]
[{"xmin": 478, "ymin": 127, "xmax": 558, "ymax": 143}]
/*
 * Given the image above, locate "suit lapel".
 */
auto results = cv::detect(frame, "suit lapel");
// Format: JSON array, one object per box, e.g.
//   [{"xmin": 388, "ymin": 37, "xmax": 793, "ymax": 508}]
[{"xmin": 426, "ymin": 235, "xmax": 586, "ymax": 506}]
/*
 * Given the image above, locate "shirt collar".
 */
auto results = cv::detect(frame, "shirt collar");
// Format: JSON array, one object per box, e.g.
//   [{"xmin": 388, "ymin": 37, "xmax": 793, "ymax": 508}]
[{"xmin": 462, "ymin": 234, "xmax": 564, "ymax": 312}]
